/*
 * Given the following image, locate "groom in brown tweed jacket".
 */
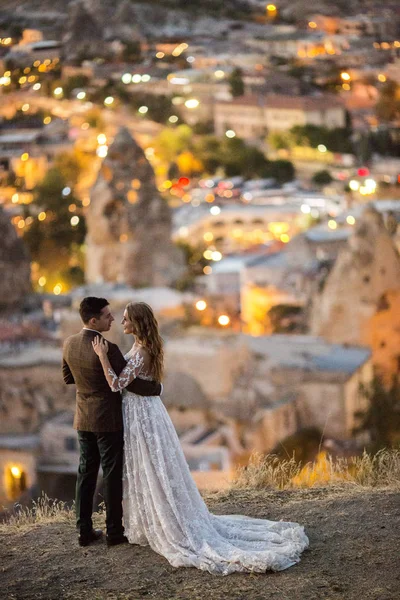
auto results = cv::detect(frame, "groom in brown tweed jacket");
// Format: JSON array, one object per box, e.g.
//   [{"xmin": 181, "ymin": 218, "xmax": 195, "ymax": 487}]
[{"xmin": 62, "ymin": 296, "xmax": 161, "ymax": 547}]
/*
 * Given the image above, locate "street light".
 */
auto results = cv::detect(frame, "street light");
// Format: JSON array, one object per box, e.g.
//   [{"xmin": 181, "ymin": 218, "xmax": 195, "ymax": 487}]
[{"xmin": 195, "ymin": 300, "xmax": 207, "ymax": 311}]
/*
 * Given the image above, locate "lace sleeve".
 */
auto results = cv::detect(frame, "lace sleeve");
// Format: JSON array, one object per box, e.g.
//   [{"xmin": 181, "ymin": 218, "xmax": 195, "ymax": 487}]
[{"xmin": 107, "ymin": 351, "xmax": 145, "ymax": 392}]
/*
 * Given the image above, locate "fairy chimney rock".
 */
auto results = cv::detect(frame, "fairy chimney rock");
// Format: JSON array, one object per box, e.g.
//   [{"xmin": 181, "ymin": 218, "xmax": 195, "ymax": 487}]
[
  {"xmin": 310, "ymin": 205, "xmax": 400, "ymax": 345},
  {"xmin": 85, "ymin": 127, "xmax": 184, "ymax": 288}
]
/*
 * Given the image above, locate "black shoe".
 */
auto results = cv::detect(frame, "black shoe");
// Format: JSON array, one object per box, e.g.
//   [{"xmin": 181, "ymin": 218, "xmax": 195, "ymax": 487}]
[
  {"xmin": 106, "ymin": 534, "xmax": 129, "ymax": 547},
  {"xmin": 78, "ymin": 528, "xmax": 103, "ymax": 547}
]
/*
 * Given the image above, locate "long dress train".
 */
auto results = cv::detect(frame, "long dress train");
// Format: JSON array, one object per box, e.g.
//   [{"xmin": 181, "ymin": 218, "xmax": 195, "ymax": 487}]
[{"xmin": 107, "ymin": 348, "xmax": 309, "ymax": 575}]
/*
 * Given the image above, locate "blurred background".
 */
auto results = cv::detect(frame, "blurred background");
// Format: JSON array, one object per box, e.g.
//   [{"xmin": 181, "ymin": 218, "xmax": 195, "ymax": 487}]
[{"xmin": 1, "ymin": 0, "xmax": 400, "ymax": 510}]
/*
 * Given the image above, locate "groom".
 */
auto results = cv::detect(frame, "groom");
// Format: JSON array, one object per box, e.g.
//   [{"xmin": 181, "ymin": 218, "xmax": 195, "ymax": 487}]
[{"xmin": 62, "ymin": 296, "xmax": 161, "ymax": 547}]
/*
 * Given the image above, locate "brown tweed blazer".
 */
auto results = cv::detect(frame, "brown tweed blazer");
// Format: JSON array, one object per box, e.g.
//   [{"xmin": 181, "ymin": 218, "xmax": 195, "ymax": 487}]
[{"xmin": 62, "ymin": 329, "xmax": 161, "ymax": 432}]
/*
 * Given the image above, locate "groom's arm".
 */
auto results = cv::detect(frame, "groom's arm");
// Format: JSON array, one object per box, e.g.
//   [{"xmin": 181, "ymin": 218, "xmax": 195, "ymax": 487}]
[{"xmin": 108, "ymin": 343, "xmax": 162, "ymax": 396}]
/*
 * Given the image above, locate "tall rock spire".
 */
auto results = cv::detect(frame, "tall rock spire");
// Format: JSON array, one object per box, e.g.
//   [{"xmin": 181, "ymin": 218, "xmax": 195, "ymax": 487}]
[
  {"xmin": 86, "ymin": 128, "xmax": 185, "ymax": 288},
  {"xmin": 0, "ymin": 207, "xmax": 31, "ymax": 311},
  {"xmin": 311, "ymin": 205, "xmax": 400, "ymax": 345}
]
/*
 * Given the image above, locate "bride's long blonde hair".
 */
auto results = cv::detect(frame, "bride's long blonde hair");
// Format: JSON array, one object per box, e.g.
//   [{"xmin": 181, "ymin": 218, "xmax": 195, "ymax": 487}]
[{"xmin": 126, "ymin": 302, "xmax": 164, "ymax": 382}]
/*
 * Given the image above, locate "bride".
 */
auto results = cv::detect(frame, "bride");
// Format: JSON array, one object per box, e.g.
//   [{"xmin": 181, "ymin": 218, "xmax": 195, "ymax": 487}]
[{"xmin": 92, "ymin": 302, "xmax": 309, "ymax": 575}]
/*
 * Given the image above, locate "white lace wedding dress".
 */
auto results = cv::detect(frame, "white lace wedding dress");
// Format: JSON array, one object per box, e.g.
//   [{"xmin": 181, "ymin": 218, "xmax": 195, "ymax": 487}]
[{"xmin": 107, "ymin": 347, "xmax": 309, "ymax": 575}]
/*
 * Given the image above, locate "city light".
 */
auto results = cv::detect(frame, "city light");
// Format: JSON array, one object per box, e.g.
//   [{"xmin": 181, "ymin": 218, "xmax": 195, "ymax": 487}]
[
  {"xmin": 308, "ymin": 21, "xmax": 317, "ymax": 28},
  {"xmin": 267, "ymin": 4, "xmax": 277, "ymax": 12},
  {"xmin": 43, "ymin": 116, "xmax": 51, "ymax": 124},
  {"xmin": 225, "ymin": 130, "xmax": 236, "ymax": 138},
  {"xmin": 203, "ymin": 250, "xmax": 214, "ymax": 260},
  {"xmin": 349, "ymin": 180, "xmax": 360, "ymax": 191},
  {"xmin": 132, "ymin": 74, "xmax": 142, "ymax": 83},
  {"xmin": 62, "ymin": 187, "xmax": 71, "ymax": 196},
  {"xmin": 97, "ymin": 133, "xmax": 107, "ymax": 145},
  {"xmin": 218, "ymin": 315, "xmax": 230, "ymax": 326},
  {"xmin": 38, "ymin": 212, "xmax": 46, "ymax": 221},
  {"xmin": 10, "ymin": 466, "xmax": 21, "ymax": 478},
  {"xmin": 211, "ymin": 251, "xmax": 222, "ymax": 261},
  {"xmin": 21, "ymin": 103, "xmax": 30, "ymax": 112},
  {"xmin": 38, "ymin": 276, "xmax": 47, "ymax": 287},
  {"xmin": 318, "ymin": 144, "xmax": 327, "ymax": 153},
  {"xmin": 301, "ymin": 204, "xmax": 311, "ymax": 214},
  {"xmin": 203, "ymin": 266, "xmax": 212, "ymax": 275},
  {"xmin": 185, "ymin": 98, "xmax": 199, "ymax": 109},
  {"xmin": 32, "ymin": 83, "xmax": 41, "ymax": 90},
  {"xmin": 203, "ymin": 232, "xmax": 214, "ymax": 242},
  {"xmin": 53, "ymin": 284, "xmax": 63, "ymax": 295},
  {"xmin": 210, "ymin": 206, "xmax": 221, "ymax": 215},
  {"xmin": 138, "ymin": 106, "xmax": 148, "ymax": 114},
  {"xmin": 328, "ymin": 220, "xmax": 337, "ymax": 230},
  {"xmin": 169, "ymin": 115, "xmax": 179, "ymax": 123},
  {"xmin": 97, "ymin": 145, "xmax": 108, "ymax": 158},
  {"xmin": 77, "ymin": 91, "xmax": 86, "ymax": 100},
  {"xmin": 141, "ymin": 74, "xmax": 151, "ymax": 82},
  {"xmin": 122, "ymin": 73, "xmax": 132, "ymax": 84},
  {"xmin": 195, "ymin": 300, "xmax": 207, "ymax": 311},
  {"xmin": 156, "ymin": 52, "xmax": 165, "ymax": 59},
  {"xmin": 70, "ymin": 216, "xmax": 80, "ymax": 226},
  {"xmin": 104, "ymin": 96, "xmax": 114, "ymax": 106},
  {"xmin": 346, "ymin": 216, "xmax": 356, "ymax": 225},
  {"xmin": 214, "ymin": 70, "xmax": 225, "ymax": 79},
  {"xmin": 341, "ymin": 72, "xmax": 351, "ymax": 81},
  {"xmin": 377, "ymin": 73, "xmax": 387, "ymax": 82},
  {"xmin": 53, "ymin": 87, "xmax": 63, "ymax": 97},
  {"xmin": 21, "ymin": 153, "xmax": 29, "ymax": 161}
]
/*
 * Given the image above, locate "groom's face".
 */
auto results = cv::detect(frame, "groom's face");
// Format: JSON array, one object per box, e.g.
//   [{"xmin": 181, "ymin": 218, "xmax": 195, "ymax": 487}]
[{"xmin": 91, "ymin": 305, "xmax": 114, "ymax": 332}]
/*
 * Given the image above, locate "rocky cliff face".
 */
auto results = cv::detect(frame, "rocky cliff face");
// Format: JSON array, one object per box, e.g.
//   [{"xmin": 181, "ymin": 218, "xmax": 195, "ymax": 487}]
[
  {"xmin": 0, "ymin": 207, "xmax": 31, "ymax": 312},
  {"xmin": 85, "ymin": 127, "xmax": 185, "ymax": 288},
  {"xmin": 311, "ymin": 205, "xmax": 400, "ymax": 345}
]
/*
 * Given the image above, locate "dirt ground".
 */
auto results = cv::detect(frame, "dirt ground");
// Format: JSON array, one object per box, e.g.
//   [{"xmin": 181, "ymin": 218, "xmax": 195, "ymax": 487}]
[{"xmin": 1, "ymin": 487, "xmax": 399, "ymax": 600}]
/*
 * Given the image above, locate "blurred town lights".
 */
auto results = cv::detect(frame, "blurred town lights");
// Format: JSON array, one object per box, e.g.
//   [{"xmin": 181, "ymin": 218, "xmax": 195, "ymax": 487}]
[
  {"xmin": 122, "ymin": 73, "xmax": 132, "ymax": 84},
  {"xmin": 10, "ymin": 466, "xmax": 21, "ymax": 478},
  {"xmin": 53, "ymin": 87, "xmax": 63, "ymax": 97},
  {"xmin": 53, "ymin": 284, "xmax": 63, "ymax": 295},
  {"xmin": 301, "ymin": 204, "xmax": 311, "ymax": 214},
  {"xmin": 218, "ymin": 315, "xmax": 230, "ymax": 326},
  {"xmin": 70, "ymin": 216, "xmax": 80, "ymax": 226},
  {"xmin": 97, "ymin": 133, "xmax": 107, "ymax": 145},
  {"xmin": 308, "ymin": 21, "xmax": 317, "ymax": 28},
  {"xmin": 38, "ymin": 276, "xmax": 47, "ymax": 286},
  {"xmin": 341, "ymin": 72, "xmax": 351, "ymax": 81},
  {"xmin": 97, "ymin": 145, "xmax": 108, "ymax": 158},
  {"xmin": 76, "ymin": 91, "xmax": 86, "ymax": 100},
  {"xmin": 214, "ymin": 70, "xmax": 225, "ymax": 79},
  {"xmin": 32, "ymin": 82, "xmax": 41, "ymax": 90},
  {"xmin": 21, "ymin": 153, "xmax": 29, "ymax": 162},
  {"xmin": 349, "ymin": 179, "xmax": 360, "ymax": 191},
  {"xmin": 328, "ymin": 220, "xmax": 337, "ymax": 230},
  {"xmin": 195, "ymin": 300, "xmax": 207, "ymax": 311},
  {"xmin": 141, "ymin": 74, "xmax": 151, "ymax": 82},
  {"xmin": 346, "ymin": 216, "xmax": 356, "ymax": 225},
  {"xmin": 185, "ymin": 98, "xmax": 199, "ymax": 109},
  {"xmin": 132, "ymin": 74, "xmax": 142, "ymax": 83},
  {"xmin": 203, "ymin": 266, "xmax": 212, "ymax": 275},
  {"xmin": 318, "ymin": 144, "xmax": 327, "ymax": 153},
  {"xmin": 104, "ymin": 96, "xmax": 114, "ymax": 106},
  {"xmin": 377, "ymin": 73, "xmax": 387, "ymax": 82},
  {"xmin": 210, "ymin": 206, "xmax": 221, "ymax": 215},
  {"xmin": 211, "ymin": 251, "xmax": 222, "ymax": 261},
  {"xmin": 138, "ymin": 106, "xmax": 148, "ymax": 114},
  {"xmin": 225, "ymin": 130, "xmax": 236, "ymax": 138},
  {"xmin": 169, "ymin": 115, "xmax": 179, "ymax": 123}
]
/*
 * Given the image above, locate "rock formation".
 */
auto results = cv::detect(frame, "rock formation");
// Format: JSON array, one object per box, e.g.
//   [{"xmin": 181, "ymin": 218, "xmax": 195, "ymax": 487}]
[
  {"xmin": 0, "ymin": 207, "xmax": 31, "ymax": 311},
  {"xmin": 109, "ymin": 0, "xmax": 144, "ymax": 43},
  {"xmin": 62, "ymin": 0, "xmax": 105, "ymax": 63},
  {"xmin": 85, "ymin": 128, "xmax": 185, "ymax": 288},
  {"xmin": 311, "ymin": 205, "xmax": 400, "ymax": 345}
]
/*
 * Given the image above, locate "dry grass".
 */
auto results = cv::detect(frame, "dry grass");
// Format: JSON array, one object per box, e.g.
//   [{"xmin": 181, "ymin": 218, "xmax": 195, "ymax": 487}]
[
  {"xmin": 233, "ymin": 449, "xmax": 400, "ymax": 490},
  {"xmin": 0, "ymin": 493, "xmax": 75, "ymax": 531}
]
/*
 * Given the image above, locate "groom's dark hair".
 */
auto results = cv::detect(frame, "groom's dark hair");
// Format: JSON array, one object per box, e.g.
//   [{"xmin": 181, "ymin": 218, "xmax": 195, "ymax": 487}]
[{"xmin": 79, "ymin": 297, "xmax": 109, "ymax": 324}]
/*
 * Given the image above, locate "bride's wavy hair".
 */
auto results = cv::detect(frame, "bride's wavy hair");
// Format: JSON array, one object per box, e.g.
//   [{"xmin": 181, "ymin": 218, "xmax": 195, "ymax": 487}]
[{"xmin": 125, "ymin": 302, "xmax": 164, "ymax": 382}]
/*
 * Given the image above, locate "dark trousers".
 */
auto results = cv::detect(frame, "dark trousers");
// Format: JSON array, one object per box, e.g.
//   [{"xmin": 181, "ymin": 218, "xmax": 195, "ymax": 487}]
[{"xmin": 76, "ymin": 430, "xmax": 124, "ymax": 539}]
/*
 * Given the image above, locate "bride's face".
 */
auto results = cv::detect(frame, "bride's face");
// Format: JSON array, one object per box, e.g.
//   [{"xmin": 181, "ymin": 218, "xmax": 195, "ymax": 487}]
[{"xmin": 121, "ymin": 310, "xmax": 135, "ymax": 335}]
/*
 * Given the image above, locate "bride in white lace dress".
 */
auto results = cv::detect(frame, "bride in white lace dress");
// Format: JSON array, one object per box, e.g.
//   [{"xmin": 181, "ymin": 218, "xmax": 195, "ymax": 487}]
[{"xmin": 92, "ymin": 302, "xmax": 309, "ymax": 575}]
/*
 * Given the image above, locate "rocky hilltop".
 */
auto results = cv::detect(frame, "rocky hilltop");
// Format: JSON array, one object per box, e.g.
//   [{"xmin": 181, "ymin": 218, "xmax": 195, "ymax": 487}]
[{"xmin": 0, "ymin": 486, "xmax": 399, "ymax": 599}]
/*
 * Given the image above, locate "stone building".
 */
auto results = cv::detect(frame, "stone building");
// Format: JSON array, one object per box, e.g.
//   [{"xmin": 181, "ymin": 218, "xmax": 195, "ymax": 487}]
[
  {"xmin": 311, "ymin": 205, "xmax": 400, "ymax": 346},
  {"xmin": 0, "ymin": 206, "xmax": 31, "ymax": 312},
  {"xmin": 86, "ymin": 128, "xmax": 185, "ymax": 288}
]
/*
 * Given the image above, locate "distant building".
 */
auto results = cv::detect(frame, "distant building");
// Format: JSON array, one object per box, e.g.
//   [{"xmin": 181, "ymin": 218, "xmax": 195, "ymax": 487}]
[{"xmin": 214, "ymin": 94, "xmax": 346, "ymax": 139}]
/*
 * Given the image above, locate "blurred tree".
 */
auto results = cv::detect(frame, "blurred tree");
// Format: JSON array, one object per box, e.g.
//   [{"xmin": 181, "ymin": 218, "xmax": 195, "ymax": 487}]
[
  {"xmin": 312, "ymin": 170, "xmax": 333, "ymax": 186},
  {"xmin": 228, "ymin": 67, "xmax": 245, "ymax": 97}
]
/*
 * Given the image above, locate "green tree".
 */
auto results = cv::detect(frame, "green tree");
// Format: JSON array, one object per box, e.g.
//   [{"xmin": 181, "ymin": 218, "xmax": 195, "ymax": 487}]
[
  {"xmin": 228, "ymin": 67, "xmax": 245, "ymax": 97},
  {"xmin": 353, "ymin": 376, "xmax": 400, "ymax": 451},
  {"xmin": 312, "ymin": 170, "xmax": 333, "ymax": 186},
  {"xmin": 154, "ymin": 125, "xmax": 193, "ymax": 162}
]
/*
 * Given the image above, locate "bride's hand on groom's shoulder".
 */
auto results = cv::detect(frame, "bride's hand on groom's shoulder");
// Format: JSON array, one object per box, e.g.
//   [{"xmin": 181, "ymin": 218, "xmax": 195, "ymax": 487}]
[{"xmin": 92, "ymin": 335, "xmax": 109, "ymax": 357}]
